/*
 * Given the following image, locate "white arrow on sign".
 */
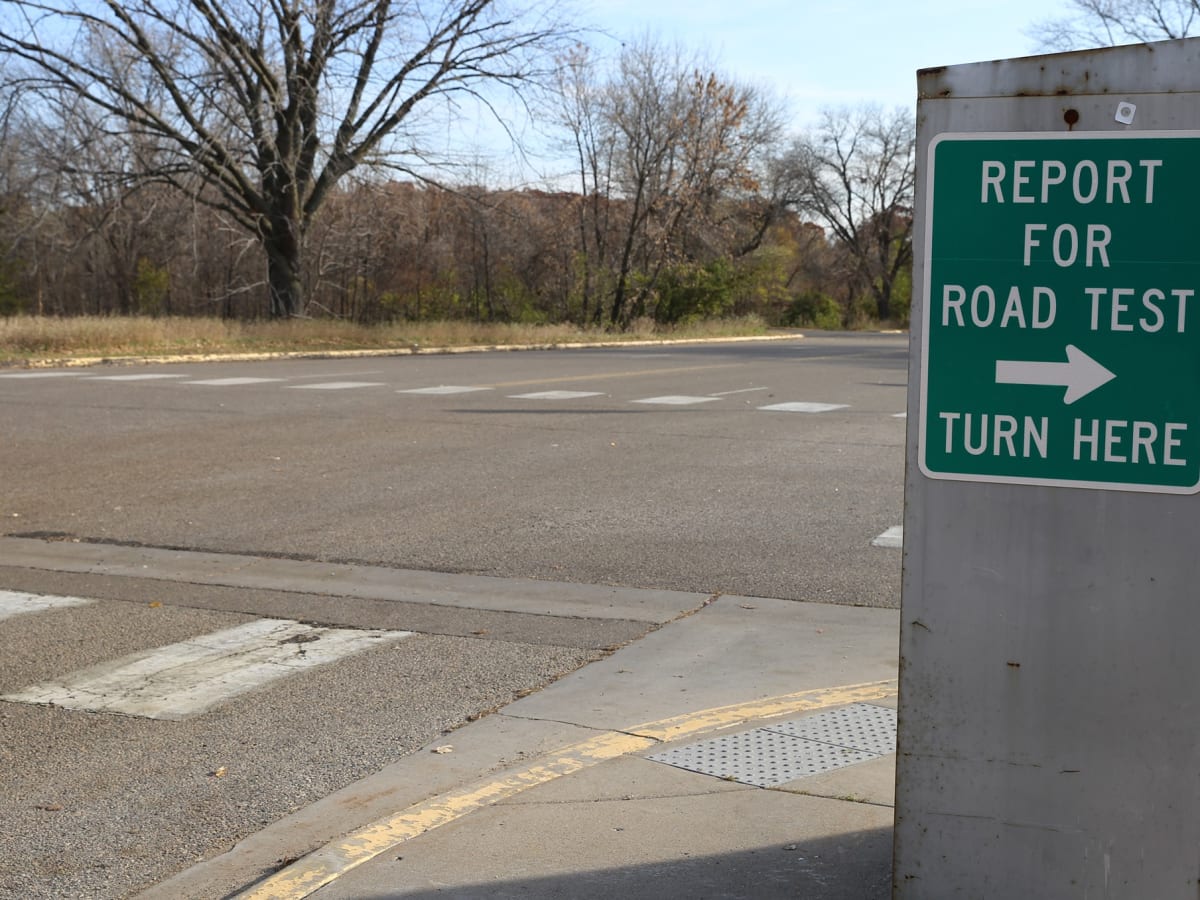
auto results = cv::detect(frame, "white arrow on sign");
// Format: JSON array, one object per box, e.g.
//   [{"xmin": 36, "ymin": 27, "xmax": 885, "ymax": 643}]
[{"xmin": 994, "ymin": 344, "xmax": 1116, "ymax": 405}]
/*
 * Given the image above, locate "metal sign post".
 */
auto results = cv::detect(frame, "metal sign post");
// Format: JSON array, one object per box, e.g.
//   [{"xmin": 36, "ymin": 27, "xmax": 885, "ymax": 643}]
[{"xmin": 896, "ymin": 38, "xmax": 1200, "ymax": 898}]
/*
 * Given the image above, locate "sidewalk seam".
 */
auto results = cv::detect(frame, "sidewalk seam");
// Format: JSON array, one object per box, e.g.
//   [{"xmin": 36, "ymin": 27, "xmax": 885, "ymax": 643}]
[{"xmin": 496, "ymin": 712, "xmax": 669, "ymax": 746}]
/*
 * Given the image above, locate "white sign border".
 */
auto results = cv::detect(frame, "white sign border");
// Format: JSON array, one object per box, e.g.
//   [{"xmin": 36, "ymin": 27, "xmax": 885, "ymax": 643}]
[{"xmin": 917, "ymin": 130, "xmax": 1200, "ymax": 495}]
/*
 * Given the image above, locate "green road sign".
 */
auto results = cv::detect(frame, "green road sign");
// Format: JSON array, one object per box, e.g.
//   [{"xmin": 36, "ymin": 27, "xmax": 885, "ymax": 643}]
[{"xmin": 919, "ymin": 132, "xmax": 1200, "ymax": 493}]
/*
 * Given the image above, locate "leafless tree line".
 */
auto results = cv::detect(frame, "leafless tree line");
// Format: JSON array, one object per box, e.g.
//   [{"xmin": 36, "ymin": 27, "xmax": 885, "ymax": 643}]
[
  {"xmin": 1034, "ymin": 0, "xmax": 1199, "ymax": 48},
  {"xmin": 0, "ymin": 1, "xmax": 916, "ymax": 326}
]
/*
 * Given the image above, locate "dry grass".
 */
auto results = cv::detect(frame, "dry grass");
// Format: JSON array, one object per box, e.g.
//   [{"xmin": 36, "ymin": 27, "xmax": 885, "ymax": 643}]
[{"xmin": 0, "ymin": 315, "xmax": 774, "ymax": 366}]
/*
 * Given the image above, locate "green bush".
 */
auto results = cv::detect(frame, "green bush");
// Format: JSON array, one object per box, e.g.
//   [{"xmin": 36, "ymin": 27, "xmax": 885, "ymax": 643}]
[
  {"xmin": 784, "ymin": 291, "xmax": 843, "ymax": 329},
  {"xmin": 888, "ymin": 266, "xmax": 912, "ymax": 326},
  {"xmin": 653, "ymin": 260, "xmax": 738, "ymax": 325}
]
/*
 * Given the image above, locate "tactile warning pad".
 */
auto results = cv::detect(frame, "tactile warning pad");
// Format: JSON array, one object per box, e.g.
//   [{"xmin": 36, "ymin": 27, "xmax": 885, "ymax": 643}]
[
  {"xmin": 766, "ymin": 703, "xmax": 897, "ymax": 756},
  {"xmin": 645, "ymin": 703, "xmax": 896, "ymax": 787}
]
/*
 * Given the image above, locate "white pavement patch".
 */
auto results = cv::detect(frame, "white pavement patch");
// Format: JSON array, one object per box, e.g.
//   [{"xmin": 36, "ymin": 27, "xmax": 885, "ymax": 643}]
[
  {"xmin": 872, "ymin": 526, "xmax": 903, "ymax": 549},
  {"xmin": 892, "ymin": 412, "xmax": 908, "ymax": 418},
  {"xmin": 0, "ymin": 591, "xmax": 94, "ymax": 621},
  {"xmin": 286, "ymin": 381, "xmax": 385, "ymax": 390},
  {"xmin": 632, "ymin": 395, "xmax": 719, "ymax": 406},
  {"xmin": 398, "ymin": 385, "xmax": 491, "ymax": 395},
  {"xmin": 83, "ymin": 374, "xmax": 189, "ymax": 381},
  {"xmin": 758, "ymin": 401, "xmax": 849, "ymax": 413},
  {"xmin": 508, "ymin": 390, "xmax": 604, "ymax": 400},
  {"xmin": 2, "ymin": 619, "xmax": 412, "ymax": 720},
  {"xmin": 183, "ymin": 377, "xmax": 286, "ymax": 386}
]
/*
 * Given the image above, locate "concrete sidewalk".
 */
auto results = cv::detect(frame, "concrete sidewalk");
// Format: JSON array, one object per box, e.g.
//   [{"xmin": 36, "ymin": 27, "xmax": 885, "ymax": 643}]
[{"xmin": 143, "ymin": 595, "xmax": 900, "ymax": 900}]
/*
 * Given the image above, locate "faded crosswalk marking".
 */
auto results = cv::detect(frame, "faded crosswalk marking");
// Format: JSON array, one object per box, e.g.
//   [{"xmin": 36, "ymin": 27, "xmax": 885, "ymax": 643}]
[
  {"xmin": 758, "ymin": 402, "xmax": 848, "ymax": 413},
  {"xmin": 184, "ymin": 377, "xmax": 286, "ymax": 386},
  {"xmin": 398, "ymin": 385, "xmax": 490, "ymax": 395},
  {"xmin": 3, "ymin": 618, "xmax": 412, "ymax": 720},
  {"xmin": 84, "ymin": 374, "xmax": 188, "ymax": 381},
  {"xmin": 632, "ymin": 395, "xmax": 718, "ymax": 406},
  {"xmin": 287, "ymin": 381, "xmax": 385, "ymax": 390},
  {"xmin": 509, "ymin": 391, "xmax": 604, "ymax": 400},
  {"xmin": 0, "ymin": 591, "xmax": 95, "ymax": 621}
]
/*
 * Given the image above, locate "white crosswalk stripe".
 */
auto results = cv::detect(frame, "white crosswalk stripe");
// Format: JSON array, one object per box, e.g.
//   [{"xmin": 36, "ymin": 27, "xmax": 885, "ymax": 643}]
[
  {"xmin": 0, "ymin": 590, "xmax": 94, "ymax": 621},
  {"xmin": 183, "ymin": 377, "xmax": 286, "ymax": 386},
  {"xmin": 758, "ymin": 402, "xmax": 848, "ymax": 413},
  {"xmin": 509, "ymin": 390, "xmax": 604, "ymax": 400},
  {"xmin": 0, "ymin": 371, "xmax": 915, "ymax": 418},
  {"xmin": 287, "ymin": 381, "xmax": 385, "ymax": 390},
  {"xmin": 632, "ymin": 395, "xmax": 719, "ymax": 405},
  {"xmin": 398, "ymin": 385, "xmax": 491, "ymax": 395},
  {"xmin": 1, "ymin": 611, "xmax": 412, "ymax": 720},
  {"xmin": 83, "ymin": 374, "xmax": 189, "ymax": 381}
]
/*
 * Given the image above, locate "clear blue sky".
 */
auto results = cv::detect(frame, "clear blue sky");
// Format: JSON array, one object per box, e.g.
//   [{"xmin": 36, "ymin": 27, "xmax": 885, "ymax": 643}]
[{"xmin": 581, "ymin": 0, "xmax": 1066, "ymax": 127}]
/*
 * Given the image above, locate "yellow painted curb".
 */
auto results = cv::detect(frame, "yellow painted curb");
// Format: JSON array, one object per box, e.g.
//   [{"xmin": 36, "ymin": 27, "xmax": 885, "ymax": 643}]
[
  {"xmin": 237, "ymin": 678, "xmax": 897, "ymax": 900},
  {"xmin": 629, "ymin": 679, "xmax": 899, "ymax": 743}
]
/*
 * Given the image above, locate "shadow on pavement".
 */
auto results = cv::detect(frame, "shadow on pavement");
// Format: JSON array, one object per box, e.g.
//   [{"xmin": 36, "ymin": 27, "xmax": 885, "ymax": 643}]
[{"xmin": 342, "ymin": 828, "xmax": 892, "ymax": 900}]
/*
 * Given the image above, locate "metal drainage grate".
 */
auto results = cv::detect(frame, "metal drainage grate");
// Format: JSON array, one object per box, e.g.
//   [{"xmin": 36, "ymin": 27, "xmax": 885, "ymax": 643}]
[
  {"xmin": 766, "ymin": 703, "xmax": 897, "ymax": 756},
  {"xmin": 645, "ymin": 703, "xmax": 895, "ymax": 787}
]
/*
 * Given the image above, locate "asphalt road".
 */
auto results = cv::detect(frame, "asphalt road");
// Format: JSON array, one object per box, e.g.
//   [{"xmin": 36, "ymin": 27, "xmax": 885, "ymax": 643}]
[
  {"xmin": 0, "ymin": 332, "xmax": 909, "ymax": 898},
  {"xmin": 1, "ymin": 333, "xmax": 907, "ymax": 606}
]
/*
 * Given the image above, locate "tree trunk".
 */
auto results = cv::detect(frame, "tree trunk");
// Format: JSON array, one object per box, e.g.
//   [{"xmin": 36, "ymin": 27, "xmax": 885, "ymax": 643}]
[
  {"xmin": 265, "ymin": 229, "xmax": 305, "ymax": 318},
  {"xmin": 610, "ymin": 227, "xmax": 639, "ymax": 327},
  {"xmin": 875, "ymin": 283, "xmax": 891, "ymax": 321},
  {"xmin": 609, "ymin": 271, "xmax": 628, "ymax": 327}
]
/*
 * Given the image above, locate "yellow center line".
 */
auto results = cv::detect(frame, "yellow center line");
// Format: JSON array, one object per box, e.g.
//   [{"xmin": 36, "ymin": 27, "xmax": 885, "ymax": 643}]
[
  {"xmin": 483, "ymin": 363, "xmax": 744, "ymax": 389},
  {"xmin": 236, "ymin": 678, "xmax": 897, "ymax": 900}
]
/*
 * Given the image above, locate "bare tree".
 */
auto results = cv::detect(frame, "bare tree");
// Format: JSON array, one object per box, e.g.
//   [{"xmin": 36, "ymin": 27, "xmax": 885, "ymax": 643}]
[
  {"xmin": 0, "ymin": 85, "xmax": 35, "ymax": 313},
  {"xmin": 0, "ymin": 0, "xmax": 574, "ymax": 317},
  {"xmin": 552, "ymin": 43, "xmax": 614, "ymax": 324},
  {"xmin": 554, "ymin": 36, "xmax": 783, "ymax": 327},
  {"xmin": 1033, "ymin": 0, "xmax": 1199, "ymax": 49},
  {"xmin": 781, "ymin": 106, "xmax": 914, "ymax": 322}
]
